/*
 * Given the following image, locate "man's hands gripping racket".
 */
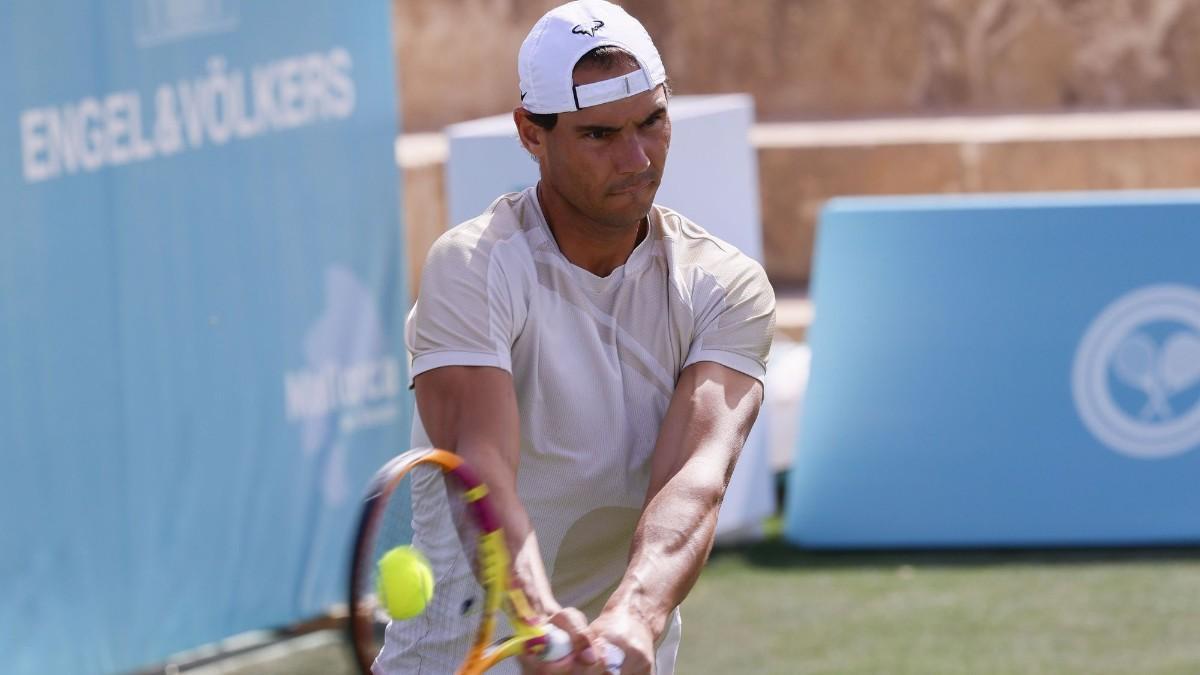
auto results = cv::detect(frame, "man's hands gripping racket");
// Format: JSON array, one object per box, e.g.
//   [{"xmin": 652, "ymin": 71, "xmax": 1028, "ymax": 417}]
[{"xmin": 348, "ymin": 448, "xmax": 625, "ymax": 674}]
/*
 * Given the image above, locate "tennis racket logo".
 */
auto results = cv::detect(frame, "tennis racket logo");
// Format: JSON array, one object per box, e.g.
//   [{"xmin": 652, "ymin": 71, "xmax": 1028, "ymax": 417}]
[{"xmin": 1072, "ymin": 285, "xmax": 1200, "ymax": 459}]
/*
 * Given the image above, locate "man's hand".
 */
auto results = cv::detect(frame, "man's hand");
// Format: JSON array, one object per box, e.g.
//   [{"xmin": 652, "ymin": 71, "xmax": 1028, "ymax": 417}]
[
  {"xmin": 590, "ymin": 608, "xmax": 655, "ymax": 675},
  {"xmin": 519, "ymin": 607, "xmax": 605, "ymax": 674}
]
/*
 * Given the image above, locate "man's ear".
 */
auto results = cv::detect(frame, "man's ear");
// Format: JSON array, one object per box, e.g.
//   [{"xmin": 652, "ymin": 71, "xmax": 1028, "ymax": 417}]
[{"xmin": 513, "ymin": 107, "xmax": 546, "ymax": 160}]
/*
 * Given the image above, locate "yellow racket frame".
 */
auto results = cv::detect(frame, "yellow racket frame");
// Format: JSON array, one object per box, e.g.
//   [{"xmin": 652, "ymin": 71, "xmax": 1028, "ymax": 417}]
[{"xmin": 348, "ymin": 448, "xmax": 558, "ymax": 675}]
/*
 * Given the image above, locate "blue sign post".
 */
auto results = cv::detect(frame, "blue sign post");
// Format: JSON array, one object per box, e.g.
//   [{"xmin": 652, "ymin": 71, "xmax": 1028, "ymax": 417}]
[
  {"xmin": 0, "ymin": 2, "xmax": 407, "ymax": 672},
  {"xmin": 785, "ymin": 192, "xmax": 1200, "ymax": 548}
]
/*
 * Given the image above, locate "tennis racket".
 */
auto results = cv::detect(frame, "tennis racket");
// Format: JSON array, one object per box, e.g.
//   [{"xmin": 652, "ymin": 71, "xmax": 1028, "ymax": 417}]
[{"xmin": 348, "ymin": 447, "xmax": 624, "ymax": 674}]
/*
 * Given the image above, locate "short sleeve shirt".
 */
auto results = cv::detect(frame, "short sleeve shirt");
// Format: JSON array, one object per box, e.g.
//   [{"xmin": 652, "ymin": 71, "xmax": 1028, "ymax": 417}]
[{"xmin": 388, "ymin": 186, "xmax": 774, "ymax": 671}]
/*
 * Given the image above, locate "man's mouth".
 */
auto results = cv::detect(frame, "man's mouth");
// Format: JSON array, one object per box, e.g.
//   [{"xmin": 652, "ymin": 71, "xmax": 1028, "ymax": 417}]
[{"xmin": 611, "ymin": 175, "xmax": 655, "ymax": 195}]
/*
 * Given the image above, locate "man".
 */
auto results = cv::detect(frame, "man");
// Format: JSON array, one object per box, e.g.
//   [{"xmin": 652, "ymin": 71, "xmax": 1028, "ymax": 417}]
[{"xmin": 376, "ymin": 1, "xmax": 774, "ymax": 672}]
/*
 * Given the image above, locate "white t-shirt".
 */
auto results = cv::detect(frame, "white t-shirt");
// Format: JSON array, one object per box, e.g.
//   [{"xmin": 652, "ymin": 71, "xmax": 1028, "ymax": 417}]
[{"xmin": 375, "ymin": 187, "xmax": 775, "ymax": 674}]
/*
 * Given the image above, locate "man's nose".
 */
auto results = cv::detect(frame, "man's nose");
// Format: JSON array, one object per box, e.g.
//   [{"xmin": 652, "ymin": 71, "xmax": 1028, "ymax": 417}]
[{"xmin": 613, "ymin": 133, "xmax": 651, "ymax": 175}]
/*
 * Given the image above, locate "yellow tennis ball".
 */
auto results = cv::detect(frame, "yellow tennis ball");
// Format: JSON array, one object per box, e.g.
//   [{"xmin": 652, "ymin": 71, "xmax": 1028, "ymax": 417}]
[{"xmin": 377, "ymin": 545, "xmax": 435, "ymax": 619}]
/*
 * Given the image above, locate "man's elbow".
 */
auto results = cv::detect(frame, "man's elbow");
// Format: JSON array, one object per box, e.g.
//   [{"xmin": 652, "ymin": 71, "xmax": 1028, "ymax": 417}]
[{"xmin": 681, "ymin": 464, "xmax": 729, "ymax": 513}]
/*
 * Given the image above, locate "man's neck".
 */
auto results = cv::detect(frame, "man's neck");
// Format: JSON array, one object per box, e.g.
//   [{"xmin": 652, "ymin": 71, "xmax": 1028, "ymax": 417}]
[{"xmin": 537, "ymin": 182, "xmax": 647, "ymax": 278}]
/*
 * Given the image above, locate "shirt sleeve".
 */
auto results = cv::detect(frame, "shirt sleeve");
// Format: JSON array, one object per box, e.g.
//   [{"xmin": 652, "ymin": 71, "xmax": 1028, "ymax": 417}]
[
  {"xmin": 405, "ymin": 227, "xmax": 525, "ymax": 385},
  {"xmin": 682, "ymin": 257, "xmax": 776, "ymax": 384}
]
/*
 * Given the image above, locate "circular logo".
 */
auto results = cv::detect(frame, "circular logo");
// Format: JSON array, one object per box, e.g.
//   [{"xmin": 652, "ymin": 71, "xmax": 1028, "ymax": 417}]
[{"xmin": 1072, "ymin": 285, "xmax": 1200, "ymax": 459}]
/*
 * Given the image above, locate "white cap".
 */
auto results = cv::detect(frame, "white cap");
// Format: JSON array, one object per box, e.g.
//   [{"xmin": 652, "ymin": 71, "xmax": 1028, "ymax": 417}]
[{"xmin": 518, "ymin": 0, "xmax": 667, "ymax": 114}]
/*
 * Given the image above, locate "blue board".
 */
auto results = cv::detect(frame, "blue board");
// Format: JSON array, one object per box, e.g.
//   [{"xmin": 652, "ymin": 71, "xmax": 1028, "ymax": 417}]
[
  {"xmin": 785, "ymin": 192, "xmax": 1200, "ymax": 548},
  {"xmin": 0, "ymin": 2, "xmax": 407, "ymax": 672}
]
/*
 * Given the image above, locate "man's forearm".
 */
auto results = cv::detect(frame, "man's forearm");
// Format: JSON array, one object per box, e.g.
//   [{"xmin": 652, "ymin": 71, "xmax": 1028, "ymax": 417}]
[
  {"xmin": 601, "ymin": 453, "xmax": 728, "ymax": 640},
  {"xmin": 598, "ymin": 363, "xmax": 763, "ymax": 646}
]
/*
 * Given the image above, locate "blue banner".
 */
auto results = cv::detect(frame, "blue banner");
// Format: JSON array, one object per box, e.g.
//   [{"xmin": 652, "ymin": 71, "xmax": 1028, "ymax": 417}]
[
  {"xmin": 785, "ymin": 192, "xmax": 1200, "ymax": 548},
  {"xmin": 0, "ymin": 2, "xmax": 407, "ymax": 672}
]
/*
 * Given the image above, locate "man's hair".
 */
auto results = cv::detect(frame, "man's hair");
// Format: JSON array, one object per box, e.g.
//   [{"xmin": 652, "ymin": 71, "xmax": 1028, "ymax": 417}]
[{"xmin": 524, "ymin": 46, "xmax": 667, "ymax": 131}]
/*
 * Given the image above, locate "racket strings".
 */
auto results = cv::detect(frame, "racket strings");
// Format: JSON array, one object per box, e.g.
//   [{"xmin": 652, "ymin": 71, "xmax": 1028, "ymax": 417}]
[
  {"xmin": 351, "ymin": 457, "xmax": 498, "ymax": 672},
  {"xmin": 350, "ymin": 450, "xmax": 625, "ymax": 674},
  {"xmin": 351, "ymin": 463, "xmax": 439, "ymax": 667}
]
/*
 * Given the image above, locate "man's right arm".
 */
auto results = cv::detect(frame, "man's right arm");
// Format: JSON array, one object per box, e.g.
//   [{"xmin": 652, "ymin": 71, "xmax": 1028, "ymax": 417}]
[{"xmin": 414, "ymin": 365, "xmax": 603, "ymax": 673}]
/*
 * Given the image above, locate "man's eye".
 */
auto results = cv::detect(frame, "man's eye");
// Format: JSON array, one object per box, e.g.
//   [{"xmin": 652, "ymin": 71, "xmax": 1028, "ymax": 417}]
[
  {"xmin": 642, "ymin": 115, "xmax": 663, "ymax": 128},
  {"xmin": 586, "ymin": 130, "xmax": 610, "ymax": 140}
]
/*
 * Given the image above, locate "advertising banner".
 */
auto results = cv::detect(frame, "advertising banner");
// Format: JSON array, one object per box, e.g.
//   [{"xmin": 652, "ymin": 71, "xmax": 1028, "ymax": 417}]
[
  {"xmin": 0, "ymin": 2, "xmax": 406, "ymax": 672},
  {"xmin": 786, "ymin": 192, "xmax": 1200, "ymax": 547}
]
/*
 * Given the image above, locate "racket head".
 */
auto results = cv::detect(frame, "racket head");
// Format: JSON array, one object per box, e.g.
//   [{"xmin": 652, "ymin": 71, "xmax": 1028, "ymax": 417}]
[
  {"xmin": 1159, "ymin": 331, "xmax": 1200, "ymax": 392},
  {"xmin": 347, "ymin": 449, "xmax": 479, "ymax": 673},
  {"xmin": 1112, "ymin": 331, "xmax": 1156, "ymax": 388},
  {"xmin": 347, "ymin": 448, "xmax": 554, "ymax": 674}
]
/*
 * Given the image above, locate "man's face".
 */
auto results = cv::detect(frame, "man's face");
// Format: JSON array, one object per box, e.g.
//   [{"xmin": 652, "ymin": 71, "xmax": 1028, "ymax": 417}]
[{"xmin": 538, "ymin": 62, "xmax": 671, "ymax": 230}]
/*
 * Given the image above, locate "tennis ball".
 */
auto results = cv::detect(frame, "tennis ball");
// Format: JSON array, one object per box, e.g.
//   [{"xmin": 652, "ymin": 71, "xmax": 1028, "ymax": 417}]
[{"xmin": 377, "ymin": 545, "xmax": 435, "ymax": 619}]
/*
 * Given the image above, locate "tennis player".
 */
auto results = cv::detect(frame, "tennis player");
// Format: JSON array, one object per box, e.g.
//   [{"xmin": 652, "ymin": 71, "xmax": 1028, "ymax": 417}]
[{"xmin": 375, "ymin": 1, "xmax": 775, "ymax": 672}]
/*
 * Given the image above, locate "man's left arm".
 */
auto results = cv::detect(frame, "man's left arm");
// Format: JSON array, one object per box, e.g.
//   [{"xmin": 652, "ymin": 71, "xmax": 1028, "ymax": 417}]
[{"xmin": 592, "ymin": 360, "xmax": 764, "ymax": 673}]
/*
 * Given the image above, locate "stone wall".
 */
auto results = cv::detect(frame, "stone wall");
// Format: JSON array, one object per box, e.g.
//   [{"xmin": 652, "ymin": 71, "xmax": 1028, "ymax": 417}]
[
  {"xmin": 756, "ymin": 111, "xmax": 1200, "ymax": 284},
  {"xmin": 393, "ymin": 0, "xmax": 560, "ymax": 131},
  {"xmin": 391, "ymin": 1, "xmax": 1200, "ymax": 289},
  {"xmin": 399, "ymin": 112, "xmax": 1200, "ymax": 289},
  {"xmin": 393, "ymin": 0, "xmax": 1200, "ymax": 132}
]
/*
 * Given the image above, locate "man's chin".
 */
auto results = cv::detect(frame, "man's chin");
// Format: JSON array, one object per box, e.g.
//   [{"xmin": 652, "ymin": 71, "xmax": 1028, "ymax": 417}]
[
  {"xmin": 607, "ymin": 189, "xmax": 656, "ymax": 219},
  {"xmin": 602, "ymin": 203, "xmax": 653, "ymax": 231},
  {"xmin": 584, "ymin": 213, "xmax": 641, "ymax": 234}
]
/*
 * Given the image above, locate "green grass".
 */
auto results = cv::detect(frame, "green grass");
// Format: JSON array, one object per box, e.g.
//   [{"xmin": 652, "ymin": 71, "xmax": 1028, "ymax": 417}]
[
  {"xmin": 209, "ymin": 529, "xmax": 1200, "ymax": 675},
  {"xmin": 678, "ymin": 537, "xmax": 1200, "ymax": 674}
]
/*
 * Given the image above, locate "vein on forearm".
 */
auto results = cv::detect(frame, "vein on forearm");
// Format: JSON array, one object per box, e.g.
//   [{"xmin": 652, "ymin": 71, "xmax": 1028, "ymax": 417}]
[
  {"xmin": 606, "ymin": 364, "xmax": 762, "ymax": 638},
  {"xmin": 621, "ymin": 455, "xmax": 729, "ymax": 619}
]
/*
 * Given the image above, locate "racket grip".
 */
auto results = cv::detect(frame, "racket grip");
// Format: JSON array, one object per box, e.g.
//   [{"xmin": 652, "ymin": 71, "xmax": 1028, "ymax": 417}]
[
  {"xmin": 603, "ymin": 644, "xmax": 626, "ymax": 673},
  {"xmin": 541, "ymin": 626, "xmax": 626, "ymax": 673},
  {"xmin": 540, "ymin": 625, "xmax": 573, "ymax": 662}
]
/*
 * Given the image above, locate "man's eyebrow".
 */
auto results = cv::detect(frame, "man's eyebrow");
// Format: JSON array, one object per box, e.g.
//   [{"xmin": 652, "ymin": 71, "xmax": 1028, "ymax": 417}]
[
  {"xmin": 574, "ymin": 123, "xmax": 622, "ymax": 134},
  {"xmin": 640, "ymin": 105, "xmax": 667, "ymax": 124}
]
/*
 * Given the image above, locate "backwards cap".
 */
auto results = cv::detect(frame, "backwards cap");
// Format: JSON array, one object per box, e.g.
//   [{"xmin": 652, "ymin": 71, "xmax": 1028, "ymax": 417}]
[{"xmin": 518, "ymin": 0, "xmax": 667, "ymax": 114}]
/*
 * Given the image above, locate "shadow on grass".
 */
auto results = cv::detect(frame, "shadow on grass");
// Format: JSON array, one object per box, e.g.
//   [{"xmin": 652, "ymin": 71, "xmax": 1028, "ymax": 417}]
[{"xmin": 709, "ymin": 536, "xmax": 1200, "ymax": 571}]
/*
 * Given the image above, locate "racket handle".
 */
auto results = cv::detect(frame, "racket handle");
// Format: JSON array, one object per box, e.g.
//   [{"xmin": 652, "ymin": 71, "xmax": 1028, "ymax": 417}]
[
  {"xmin": 540, "ymin": 626, "xmax": 573, "ymax": 662},
  {"xmin": 603, "ymin": 644, "xmax": 626, "ymax": 672},
  {"xmin": 541, "ymin": 626, "xmax": 626, "ymax": 673}
]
